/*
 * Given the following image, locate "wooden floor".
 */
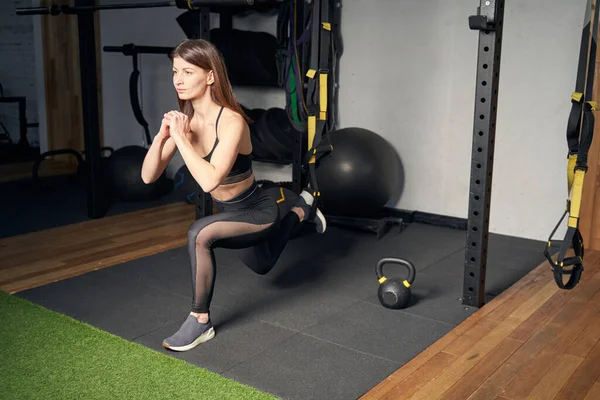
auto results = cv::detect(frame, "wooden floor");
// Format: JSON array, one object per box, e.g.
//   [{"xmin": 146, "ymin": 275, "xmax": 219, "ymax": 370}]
[
  {"xmin": 0, "ymin": 202, "xmax": 195, "ymax": 294},
  {"xmin": 0, "ymin": 160, "xmax": 78, "ymax": 183},
  {"xmin": 2, "ymin": 203, "xmax": 600, "ymax": 399},
  {"xmin": 362, "ymin": 250, "xmax": 600, "ymax": 400}
]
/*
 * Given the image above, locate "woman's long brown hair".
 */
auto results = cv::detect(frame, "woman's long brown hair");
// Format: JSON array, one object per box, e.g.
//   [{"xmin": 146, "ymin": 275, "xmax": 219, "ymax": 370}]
[{"xmin": 169, "ymin": 39, "xmax": 250, "ymax": 123}]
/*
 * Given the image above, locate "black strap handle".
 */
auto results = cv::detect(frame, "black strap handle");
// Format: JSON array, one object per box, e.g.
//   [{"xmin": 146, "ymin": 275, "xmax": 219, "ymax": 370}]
[
  {"xmin": 128, "ymin": 56, "xmax": 152, "ymax": 146},
  {"xmin": 32, "ymin": 149, "xmax": 85, "ymax": 185},
  {"xmin": 376, "ymin": 258, "xmax": 417, "ymax": 286}
]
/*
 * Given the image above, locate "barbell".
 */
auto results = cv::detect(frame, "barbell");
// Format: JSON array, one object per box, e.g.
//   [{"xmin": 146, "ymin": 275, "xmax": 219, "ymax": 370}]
[{"xmin": 16, "ymin": 0, "xmax": 276, "ymax": 16}]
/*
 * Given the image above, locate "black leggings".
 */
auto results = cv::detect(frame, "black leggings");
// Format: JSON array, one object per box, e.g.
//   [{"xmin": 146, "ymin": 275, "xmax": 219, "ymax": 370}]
[{"xmin": 187, "ymin": 181, "xmax": 300, "ymax": 313}]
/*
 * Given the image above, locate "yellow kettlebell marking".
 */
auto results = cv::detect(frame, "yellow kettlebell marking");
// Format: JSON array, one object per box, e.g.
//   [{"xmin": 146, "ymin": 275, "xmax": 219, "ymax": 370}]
[
  {"xmin": 403, "ymin": 280, "xmax": 411, "ymax": 288},
  {"xmin": 378, "ymin": 276, "xmax": 387, "ymax": 284}
]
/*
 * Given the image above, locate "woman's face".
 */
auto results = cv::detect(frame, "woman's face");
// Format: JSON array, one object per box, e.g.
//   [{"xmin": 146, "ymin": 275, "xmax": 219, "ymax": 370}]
[{"xmin": 172, "ymin": 56, "xmax": 213, "ymax": 100}]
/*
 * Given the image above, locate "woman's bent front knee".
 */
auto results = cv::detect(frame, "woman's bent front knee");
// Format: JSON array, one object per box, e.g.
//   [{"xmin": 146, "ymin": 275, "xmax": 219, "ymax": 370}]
[{"xmin": 188, "ymin": 218, "xmax": 215, "ymax": 248}]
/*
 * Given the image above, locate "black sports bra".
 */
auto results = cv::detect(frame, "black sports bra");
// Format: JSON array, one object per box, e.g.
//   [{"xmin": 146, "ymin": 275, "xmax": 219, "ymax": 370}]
[{"xmin": 203, "ymin": 106, "xmax": 253, "ymax": 184}]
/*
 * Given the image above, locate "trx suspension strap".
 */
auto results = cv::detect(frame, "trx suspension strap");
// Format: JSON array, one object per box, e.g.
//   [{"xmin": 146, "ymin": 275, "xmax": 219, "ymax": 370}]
[
  {"xmin": 129, "ymin": 53, "xmax": 152, "ymax": 147},
  {"xmin": 544, "ymin": 0, "xmax": 599, "ymax": 290},
  {"xmin": 304, "ymin": 0, "xmax": 333, "ymax": 218}
]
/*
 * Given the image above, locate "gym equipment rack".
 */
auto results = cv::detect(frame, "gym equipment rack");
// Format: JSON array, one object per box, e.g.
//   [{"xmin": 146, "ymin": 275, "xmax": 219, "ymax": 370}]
[{"xmin": 463, "ymin": 0, "xmax": 505, "ymax": 307}]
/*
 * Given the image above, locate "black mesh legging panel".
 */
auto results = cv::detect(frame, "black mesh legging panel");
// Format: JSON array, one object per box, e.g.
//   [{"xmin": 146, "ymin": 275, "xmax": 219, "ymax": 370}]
[
  {"xmin": 238, "ymin": 211, "xmax": 302, "ymax": 275},
  {"xmin": 185, "ymin": 181, "xmax": 304, "ymax": 314},
  {"xmin": 187, "ymin": 210, "xmax": 276, "ymax": 313}
]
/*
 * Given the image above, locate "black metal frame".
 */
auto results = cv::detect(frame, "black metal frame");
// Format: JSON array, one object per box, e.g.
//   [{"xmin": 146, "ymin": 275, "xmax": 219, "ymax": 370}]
[
  {"xmin": 291, "ymin": 0, "xmax": 310, "ymax": 196},
  {"xmin": 463, "ymin": 0, "xmax": 505, "ymax": 307},
  {"xmin": 0, "ymin": 97, "xmax": 28, "ymax": 147},
  {"xmin": 76, "ymin": 0, "xmax": 110, "ymax": 218},
  {"xmin": 190, "ymin": 7, "xmax": 215, "ymax": 220},
  {"xmin": 16, "ymin": 1, "xmax": 276, "ymax": 16},
  {"xmin": 103, "ymin": 44, "xmax": 173, "ymax": 55}
]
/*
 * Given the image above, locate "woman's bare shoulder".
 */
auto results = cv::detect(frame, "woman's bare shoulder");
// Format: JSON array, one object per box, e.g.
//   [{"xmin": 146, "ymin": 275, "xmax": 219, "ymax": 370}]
[
  {"xmin": 222, "ymin": 107, "xmax": 245, "ymax": 122},
  {"xmin": 219, "ymin": 107, "xmax": 247, "ymax": 133}
]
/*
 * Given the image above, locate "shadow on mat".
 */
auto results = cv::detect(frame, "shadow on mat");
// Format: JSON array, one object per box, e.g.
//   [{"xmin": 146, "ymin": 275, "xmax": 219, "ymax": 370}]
[
  {"xmin": 406, "ymin": 293, "xmax": 424, "ymax": 308},
  {"xmin": 214, "ymin": 231, "xmax": 358, "ymax": 332},
  {"xmin": 268, "ymin": 229, "xmax": 357, "ymax": 288}
]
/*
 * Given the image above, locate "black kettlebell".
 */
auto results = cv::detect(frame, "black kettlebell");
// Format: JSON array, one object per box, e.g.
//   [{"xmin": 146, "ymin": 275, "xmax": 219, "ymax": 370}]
[{"xmin": 375, "ymin": 257, "xmax": 416, "ymax": 309}]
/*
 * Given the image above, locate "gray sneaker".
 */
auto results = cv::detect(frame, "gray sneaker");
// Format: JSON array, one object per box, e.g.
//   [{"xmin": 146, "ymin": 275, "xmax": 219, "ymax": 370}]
[
  {"xmin": 296, "ymin": 190, "xmax": 327, "ymax": 233},
  {"xmin": 162, "ymin": 315, "xmax": 215, "ymax": 352}
]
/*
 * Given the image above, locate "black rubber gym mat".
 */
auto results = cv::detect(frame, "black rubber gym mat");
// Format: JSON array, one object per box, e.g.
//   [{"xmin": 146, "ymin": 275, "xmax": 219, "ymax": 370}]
[{"xmin": 16, "ymin": 222, "xmax": 549, "ymax": 400}]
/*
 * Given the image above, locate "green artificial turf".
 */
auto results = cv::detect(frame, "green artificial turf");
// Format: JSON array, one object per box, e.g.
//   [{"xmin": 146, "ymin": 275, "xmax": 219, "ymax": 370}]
[{"xmin": 0, "ymin": 289, "xmax": 277, "ymax": 400}]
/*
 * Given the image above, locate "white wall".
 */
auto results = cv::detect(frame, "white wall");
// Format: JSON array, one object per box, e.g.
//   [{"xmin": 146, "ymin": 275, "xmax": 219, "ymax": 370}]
[
  {"xmin": 491, "ymin": 0, "xmax": 585, "ymax": 240},
  {"xmin": 24, "ymin": 0, "xmax": 585, "ymax": 241},
  {"xmin": 335, "ymin": 0, "xmax": 585, "ymax": 241}
]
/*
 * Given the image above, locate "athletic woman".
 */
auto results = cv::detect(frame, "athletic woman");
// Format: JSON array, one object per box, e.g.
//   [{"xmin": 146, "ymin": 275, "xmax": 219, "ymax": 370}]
[{"xmin": 141, "ymin": 39, "xmax": 326, "ymax": 352}]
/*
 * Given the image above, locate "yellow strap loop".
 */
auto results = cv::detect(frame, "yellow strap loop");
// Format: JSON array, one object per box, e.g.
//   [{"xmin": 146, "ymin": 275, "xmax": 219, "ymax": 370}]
[
  {"xmin": 308, "ymin": 116, "xmax": 316, "ymax": 164},
  {"xmin": 569, "ymin": 169, "xmax": 586, "ymax": 224},
  {"xmin": 567, "ymin": 154, "xmax": 577, "ymax": 193},
  {"xmin": 319, "ymin": 73, "xmax": 328, "ymax": 120}
]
